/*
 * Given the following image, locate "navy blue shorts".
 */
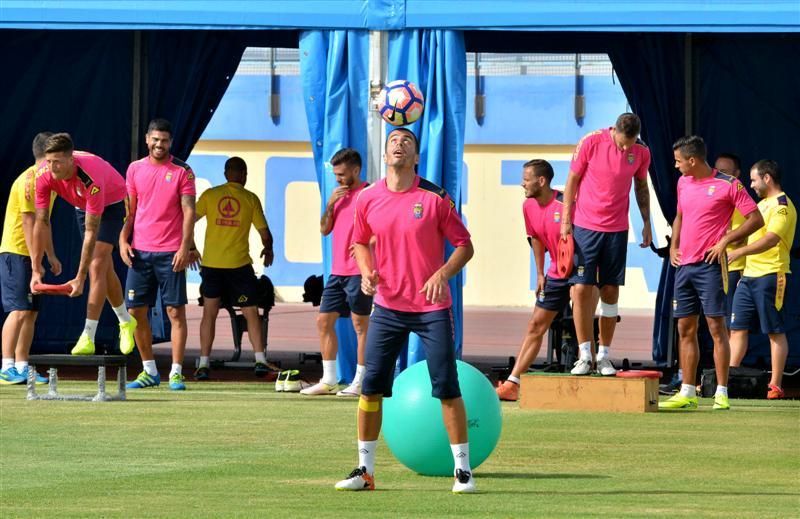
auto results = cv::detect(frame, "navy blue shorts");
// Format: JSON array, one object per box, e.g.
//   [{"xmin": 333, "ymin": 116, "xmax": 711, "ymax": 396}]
[
  {"xmin": 725, "ymin": 270, "xmax": 743, "ymax": 327},
  {"xmin": 535, "ymin": 276, "xmax": 571, "ymax": 312},
  {"xmin": 125, "ymin": 250, "xmax": 187, "ymax": 308},
  {"xmin": 319, "ymin": 274, "xmax": 373, "ymax": 317},
  {"xmin": 75, "ymin": 200, "xmax": 125, "ymax": 246},
  {"xmin": 673, "ymin": 261, "xmax": 727, "ymax": 318},
  {"xmin": 361, "ymin": 305, "xmax": 461, "ymax": 400},
  {"xmin": 569, "ymin": 225, "xmax": 627, "ymax": 287},
  {"xmin": 0, "ymin": 253, "xmax": 39, "ymax": 312},
  {"xmin": 730, "ymin": 274, "xmax": 788, "ymax": 335},
  {"xmin": 200, "ymin": 265, "xmax": 259, "ymax": 306}
]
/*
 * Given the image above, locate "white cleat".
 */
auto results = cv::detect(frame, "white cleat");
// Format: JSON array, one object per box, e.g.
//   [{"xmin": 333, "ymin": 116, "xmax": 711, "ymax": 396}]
[
  {"xmin": 335, "ymin": 466, "xmax": 375, "ymax": 491},
  {"xmin": 570, "ymin": 358, "xmax": 593, "ymax": 375},
  {"xmin": 336, "ymin": 382, "xmax": 362, "ymax": 397},
  {"xmin": 300, "ymin": 381, "xmax": 337, "ymax": 395},
  {"xmin": 452, "ymin": 469, "xmax": 477, "ymax": 494},
  {"xmin": 596, "ymin": 358, "xmax": 617, "ymax": 376}
]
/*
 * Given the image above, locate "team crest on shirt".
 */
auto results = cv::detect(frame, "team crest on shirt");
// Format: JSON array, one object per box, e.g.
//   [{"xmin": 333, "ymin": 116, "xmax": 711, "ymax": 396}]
[
  {"xmin": 165, "ymin": 172, "xmax": 173, "ymax": 183},
  {"xmin": 553, "ymin": 211, "xmax": 561, "ymax": 223},
  {"xmin": 627, "ymin": 153, "xmax": 635, "ymax": 164},
  {"xmin": 90, "ymin": 186, "xmax": 100, "ymax": 196},
  {"xmin": 707, "ymin": 185, "xmax": 716, "ymax": 197},
  {"xmin": 413, "ymin": 203, "xmax": 424, "ymax": 219}
]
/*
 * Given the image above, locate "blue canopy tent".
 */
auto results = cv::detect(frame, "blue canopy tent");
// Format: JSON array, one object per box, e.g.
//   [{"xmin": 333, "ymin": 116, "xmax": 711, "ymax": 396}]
[{"xmin": 1, "ymin": 1, "xmax": 798, "ymax": 368}]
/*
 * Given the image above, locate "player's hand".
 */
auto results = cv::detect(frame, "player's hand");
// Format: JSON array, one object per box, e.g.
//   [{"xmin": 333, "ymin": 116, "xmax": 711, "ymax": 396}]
[
  {"xmin": 727, "ymin": 249, "xmax": 742, "ymax": 265},
  {"xmin": 261, "ymin": 247, "xmax": 274, "ymax": 267},
  {"xmin": 704, "ymin": 241, "xmax": 727, "ymax": 264},
  {"xmin": 536, "ymin": 276, "xmax": 546, "ymax": 296},
  {"xmin": 49, "ymin": 255, "xmax": 62, "ymax": 276},
  {"xmin": 361, "ymin": 270, "xmax": 379, "ymax": 296},
  {"xmin": 669, "ymin": 247, "xmax": 681, "ymax": 268},
  {"xmin": 420, "ymin": 270, "xmax": 448, "ymax": 304},
  {"xmin": 640, "ymin": 225, "xmax": 653, "ymax": 248},
  {"xmin": 327, "ymin": 186, "xmax": 349, "ymax": 208},
  {"xmin": 188, "ymin": 249, "xmax": 202, "ymax": 271},
  {"xmin": 172, "ymin": 245, "xmax": 192, "ymax": 272},
  {"xmin": 66, "ymin": 276, "xmax": 85, "ymax": 298},
  {"xmin": 30, "ymin": 270, "xmax": 44, "ymax": 294},
  {"xmin": 119, "ymin": 240, "xmax": 134, "ymax": 268},
  {"xmin": 560, "ymin": 221, "xmax": 573, "ymax": 241}
]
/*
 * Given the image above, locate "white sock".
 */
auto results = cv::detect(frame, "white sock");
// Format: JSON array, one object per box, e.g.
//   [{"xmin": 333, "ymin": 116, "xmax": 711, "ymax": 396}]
[
  {"xmin": 715, "ymin": 385, "xmax": 728, "ymax": 397},
  {"xmin": 578, "ymin": 341, "xmax": 592, "ymax": 360},
  {"xmin": 321, "ymin": 360, "xmax": 337, "ymax": 386},
  {"xmin": 679, "ymin": 384, "xmax": 696, "ymax": 398},
  {"xmin": 357, "ymin": 440, "xmax": 377, "ymax": 474},
  {"xmin": 112, "ymin": 304, "xmax": 130, "ymax": 323},
  {"xmin": 170, "ymin": 363, "xmax": 183, "ymax": 378},
  {"xmin": 451, "ymin": 442, "xmax": 471, "ymax": 472},
  {"xmin": 352, "ymin": 364, "xmax": 366, "ymax": 385},
  {"xmin": 198, "ymin": 356, "xmax": 210, "ymax": 369},
  {"xmin": 254, "ymin": 351, "xmax": 267, "ymax": 364},
  {"xmin": 507, "ymin": 374, "xmax": 521, "ymax": 385},
  {"xmin": 15, "ymin": 361, "xmax": 29, "ymax": 372},
  {"xmin": 83, "ymin": 319, "xmax": 99, "ymax": 341},
  {"xmin": 596, "ymin": 345, "xmax": 610, "ymax": 361},
  {"xmin": 2, "ymin": 358, "xmax": 14, "ymax": 371},
  {"xmin": 142, "ymin": 360, "xmax": 158, "ymax": 376}
]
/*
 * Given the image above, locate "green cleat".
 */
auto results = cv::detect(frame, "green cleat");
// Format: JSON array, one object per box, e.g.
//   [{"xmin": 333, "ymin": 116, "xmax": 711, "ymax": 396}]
[
  {"xmin": 119, "ymin": 316, "xmax": 138, "ymax": 355},
  {"xmin": 712, "ymin": 393, "xmax": 730, "ymax": 410},
  {"xmin": 71, "ymin": 333, "xmax": 95, "ymax": 355},
  {"xmin": 658, "ymin": 393, "xmax": 698, "ymax": 410}
]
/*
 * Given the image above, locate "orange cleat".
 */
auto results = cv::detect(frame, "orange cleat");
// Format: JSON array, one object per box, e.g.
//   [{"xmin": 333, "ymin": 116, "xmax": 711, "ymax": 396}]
[
  {"xmin": 496, "ymin": 380, "xmax": 520, "ymax": 402},
  {"xmin": 767, "ymin": 384, "xmax": 785, "ymax": 400}
]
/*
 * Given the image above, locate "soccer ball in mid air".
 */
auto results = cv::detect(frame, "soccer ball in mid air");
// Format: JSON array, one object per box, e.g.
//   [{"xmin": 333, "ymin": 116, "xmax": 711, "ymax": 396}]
[{"xmin": 378, "ymin": 80, "xmax": 424, "ymax": 126}]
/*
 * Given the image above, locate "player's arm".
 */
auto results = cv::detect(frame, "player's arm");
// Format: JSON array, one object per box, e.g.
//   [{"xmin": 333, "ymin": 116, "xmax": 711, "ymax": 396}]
[
  {"xmin": 22, "ymin": 211, "xmax": 60, "ymax": 277},
  {"xmin": 67, "ymin": 213, "xmax": 101, "ymax": 297},
  {"xmin": 705, "ymin": 210, "xmax": 764, "ymax": 264},
  {"xmin": 29, "ymin": 207, "xmax": 52, "ymax": 291},
  {"xmin": 669, "ymin": 211, "xmax": 682, "ymax": 268},
  {"xmin": 173, "ymin": 194, "xmax": 196, "ymax": 272},
  {"xmin": 258, "ymin": 225, "xmax": 274, "ymax": 267},
  {"xmin": 529, "ymin": 236, "xmax": 546, "ymax": 295},
  {"xmin": 320, "ymin": 187, "xmax": 348, "ymax": 235},
  {"xmin": 727, "ymin": 232, "xmax": 780, "ymax": 265},
  {"xmin": 634, "ymin": 177, "xmax": 653, "ymax": 248},
  {"xmin": 119, "ymin": 194, "xmax": 137, "ymax": 267},
  {"xmin": 560, "ymin": 171, "xmax": 581, "ymax": 239}
]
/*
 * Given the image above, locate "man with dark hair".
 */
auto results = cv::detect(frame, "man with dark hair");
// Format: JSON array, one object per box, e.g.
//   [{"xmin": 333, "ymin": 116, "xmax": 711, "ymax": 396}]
[
  {"xmin": 497, "ymin": 159, "xmax": 571, "ymax": 401},
  {"xmin": 335, "ymin": 129, "xmax": 475, "ymax": 493},
  {"xmin": 560, "ymin": 112, "xmax": 653, "ymax": 376},
  {"xmin": 301, "ymin": 147, "xmax": 372, "ymax": 397},
  {"xmin": 1, "ymin": 133, "xmax": 59, "ymax": 384},
  {"xmin": 120, "ymin": 119, "xmax": 196, "ymax": 390},
  {"xmin": 661, "ymin": 136, "xmax": 763, "ymax": 410},
  {"xmin": 193, "ymin": 157, "xmax": 275, "ymax": 380},
  {"xmin": 728, "ymin": 160, "xmax": 796, "ymax": 400},
  {"xmin": 714, "ymin": 152, "xmax": 751, "ymax": 328},
  {"xmin": 30, "ymin": 133, "xmax": 136, "ymax": 357}
]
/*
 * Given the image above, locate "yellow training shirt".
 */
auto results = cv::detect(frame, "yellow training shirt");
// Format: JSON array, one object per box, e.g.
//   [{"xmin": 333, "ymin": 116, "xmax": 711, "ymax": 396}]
[
  {"xmin": 726, "ymin": 209, "xmax": 746, "ymax": 272},
  {"xmin": 743, "ymin": 192, "xmax": 796, "ymax": 277},
  {"xmin": 0, "ymin": 165, "xmax": 55, "ymax": 256},
  {"xmin": 196, "ymin": 182, "xmax": 268, "ymax": 269}
]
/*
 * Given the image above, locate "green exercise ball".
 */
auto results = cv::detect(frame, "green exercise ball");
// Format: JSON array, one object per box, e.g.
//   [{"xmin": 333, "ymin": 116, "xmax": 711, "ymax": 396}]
[{"xmin": 382, "ymin": 360, "xmax": 502, "ymax": 476}]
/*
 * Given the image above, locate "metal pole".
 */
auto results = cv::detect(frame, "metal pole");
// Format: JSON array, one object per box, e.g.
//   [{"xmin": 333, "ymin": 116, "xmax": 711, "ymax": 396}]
[{"xmin": 367, "ymin": 31, "xmax": 387, "ymax": 183}]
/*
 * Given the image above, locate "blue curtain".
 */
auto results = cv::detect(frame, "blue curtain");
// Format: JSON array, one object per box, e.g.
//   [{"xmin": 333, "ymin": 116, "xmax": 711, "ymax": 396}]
[
  {"xmin": 387, "ymin": 30, "xmax": 467, "ymax": 369},
  {"xmin": 299, "ymin": 30, "xmax": 370, "ymax": 383}
]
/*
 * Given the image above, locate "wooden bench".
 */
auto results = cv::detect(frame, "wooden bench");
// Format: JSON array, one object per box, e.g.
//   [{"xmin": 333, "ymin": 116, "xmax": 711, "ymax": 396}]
[
  {"xmin": 520, "ymin": 372, "xmax": 659, "ymax": 413},
  {"xmin": 26, "ymin": 355, "xmax": 128, "ymax": 402}
]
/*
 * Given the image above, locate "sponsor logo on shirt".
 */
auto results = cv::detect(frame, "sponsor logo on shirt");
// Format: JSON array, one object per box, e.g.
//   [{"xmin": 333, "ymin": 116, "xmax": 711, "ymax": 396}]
[
  {"xmin": 707, "ymin": 185, "xmax": 716, "ymax": 197},
  {"xmin": 777, "ymin": 207, "xmax": 788, "ymax": 216},
  {"xmin": 238, "ymin": 295, "xmax": 248, "ymax": 304},
  {"xmin": 413, "ymin": 202, "xmax": 423, "ymax": 219},
  {"xmin": 90, "ymin": 186, "xmax": 100, "ymax": 196},
  {"xmin": 216, "ymin": 196, "xmax": 241, "ymax": 227},
  {"xmin": 554, "ymin": 211, "xmax": 561, "ymax": 223},
  {"xmin": 627, "ymin": 152, "xmax": 635, "ymax": 164},
  {"xmin": 737, "ymin": 183, "xmax": 744, "ymax": 191}
]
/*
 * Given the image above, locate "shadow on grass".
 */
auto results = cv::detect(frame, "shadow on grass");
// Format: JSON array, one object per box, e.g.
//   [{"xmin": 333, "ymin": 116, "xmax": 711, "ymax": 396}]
[
  {"xmin": 479, "ymin": 472, "xmax": 609, "ymax": 480},
  {"xmin": 486, "ymin": 489, "xmax": 800, "ymax": 497}
]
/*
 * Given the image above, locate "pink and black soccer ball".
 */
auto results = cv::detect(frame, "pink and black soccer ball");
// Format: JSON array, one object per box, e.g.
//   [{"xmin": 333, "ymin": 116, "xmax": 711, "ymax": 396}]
[{"xmin": 378, "ymin": 80, "xmax": 424, "ymax": 127}]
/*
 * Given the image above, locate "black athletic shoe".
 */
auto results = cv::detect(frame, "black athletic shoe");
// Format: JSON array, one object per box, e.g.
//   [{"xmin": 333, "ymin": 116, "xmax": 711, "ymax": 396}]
[{"xmin": 194, "ymin": 366, "xmax": 210, "ymax": 381}]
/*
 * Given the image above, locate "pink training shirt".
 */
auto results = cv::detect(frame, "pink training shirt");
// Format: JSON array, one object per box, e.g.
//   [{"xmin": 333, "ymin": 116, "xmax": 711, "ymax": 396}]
[
  {"xmin": 676, "ymin": 169, "xmax": 758, "ymax": 265},
  {"xmin": 353, "ymin": 176, "xmax": 471, "ymax": 312},
  {"xmin": 570, "ymin": 128, "xmax": 650, "ymax": 232},
  {"xmin": 35, "ymin": 151, "xmax": 126, "ymax": 216},
  {"xmin": 524, "ymin": 191, "xmax": 566, "ymax": 280},
  {"xmin": 126, "ymin": 155, "xmax": 196, "ymax": 252},
  {"xmin": 330, "ymin": 182, "xmax": 369, "ymax": 276}
]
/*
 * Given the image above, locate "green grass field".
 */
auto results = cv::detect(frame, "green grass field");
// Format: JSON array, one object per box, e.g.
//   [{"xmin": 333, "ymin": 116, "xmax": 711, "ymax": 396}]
[{"xmin": 1, "ymin": 381, "xmax": 798, "ymax": 518}]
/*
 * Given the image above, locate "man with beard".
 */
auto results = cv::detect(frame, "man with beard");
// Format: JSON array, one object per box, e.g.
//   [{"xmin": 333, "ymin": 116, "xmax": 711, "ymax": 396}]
[
  {"xmin": 120, "ymin": 119, "xmax": 197, "ymax": 391},
  {"xmin": 496, "ymin": 159, "xmax": 572, "ymax": 402},
  {"xmin": 334, "ymin": 128, "xmax": 476, "ymax": 493},
  {"xmin": 301, "ymin": 148, "xmax": 372, "ymax": 397}
]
